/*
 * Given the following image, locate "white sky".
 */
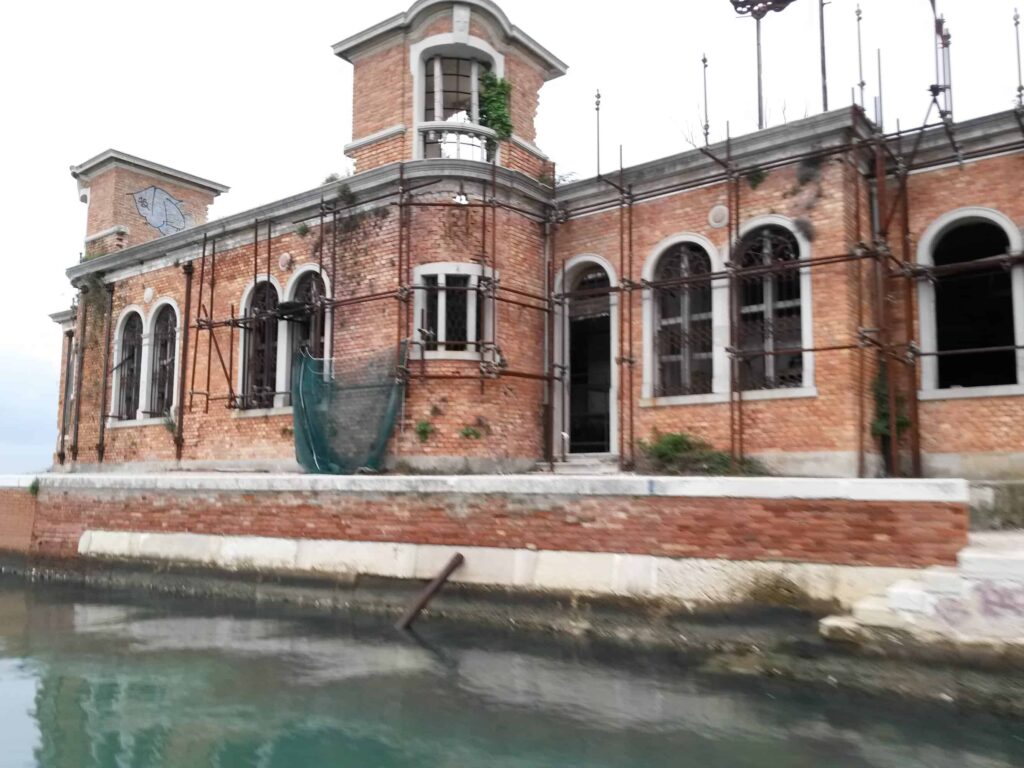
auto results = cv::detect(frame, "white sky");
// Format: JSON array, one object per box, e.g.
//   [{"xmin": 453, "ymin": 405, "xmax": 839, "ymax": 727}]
[{"xmin": 0, "ymin": 0, "xmax": 1017, "ymax": 472}]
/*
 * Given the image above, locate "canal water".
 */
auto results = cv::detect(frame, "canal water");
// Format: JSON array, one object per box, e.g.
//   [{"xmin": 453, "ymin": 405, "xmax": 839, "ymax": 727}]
[{"xmin": 0, "ymin": 578, "xmax": 1021, "ymax": 767}]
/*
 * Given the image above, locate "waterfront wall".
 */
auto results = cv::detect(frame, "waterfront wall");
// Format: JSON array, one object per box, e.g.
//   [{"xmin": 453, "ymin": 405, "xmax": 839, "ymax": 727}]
[{"xmin": 0, "ymin": 474, "xmax": 968, "ymax": 607}]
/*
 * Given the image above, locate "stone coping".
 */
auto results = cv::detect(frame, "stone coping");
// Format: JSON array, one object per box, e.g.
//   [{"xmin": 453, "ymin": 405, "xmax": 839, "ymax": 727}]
[{"xmin": 0, "ymin": 473, "xmax": 969, "ymax": 503}]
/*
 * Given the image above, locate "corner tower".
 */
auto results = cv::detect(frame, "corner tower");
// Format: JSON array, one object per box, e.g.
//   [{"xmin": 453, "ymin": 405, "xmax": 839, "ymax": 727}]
[{"xmin": 334, "ymin": 0, "xmax": 566, "ymax": 178}]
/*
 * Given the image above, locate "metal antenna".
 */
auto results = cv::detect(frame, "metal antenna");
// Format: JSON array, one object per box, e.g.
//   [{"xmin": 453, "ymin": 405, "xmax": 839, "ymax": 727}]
[
  {"xmin": 856, "ymin": 5, "xmax": 866, "ymax": 109},
  {"xmin": 819, "ymin": 0, "xmax": 830, "ymax": 112},
  {"xmin": 700, "ymin": 54, "xmax": 708, "ymax": 145},
  {"xmin": 1016, "ymin": 9, "xmax": 1024, "ymax": 107},
  {"xmin": 729, "ymin": 1, "xmax": 798, "ymax": 130},
  {"xmin": 595, "ymin": 89, "xmax": 602, "ymax": 177},
  {"xmin": 876, "ymin": 49, "xmax": 884, "ymax": 131}
]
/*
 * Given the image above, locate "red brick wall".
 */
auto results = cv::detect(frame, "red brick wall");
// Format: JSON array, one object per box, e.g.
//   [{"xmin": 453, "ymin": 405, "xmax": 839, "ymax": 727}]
[
  {"xmin": 27, "ymin": 484, "xmax": 967, "ymax": 568},
  {"xmin": 0, "ymin": 489, "xmax": 37, "ymax": 555}
]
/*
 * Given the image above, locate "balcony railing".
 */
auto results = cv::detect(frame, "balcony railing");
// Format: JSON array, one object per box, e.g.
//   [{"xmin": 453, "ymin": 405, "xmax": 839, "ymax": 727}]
[{"xmin": 419, "ymin": 122, "xmax": 497, "ymax": 163}]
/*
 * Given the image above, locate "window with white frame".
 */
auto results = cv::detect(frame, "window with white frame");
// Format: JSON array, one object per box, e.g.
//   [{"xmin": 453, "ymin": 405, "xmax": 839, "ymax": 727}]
[
  {"xmin": 147, "ymin": 304, "xmax": 177, "ymax": 418},
  {"xmin": 422, "ymin": 55, "xmax": 493, "ymax": 161},
  {"xmin": 652, "ymin": 243, "xmax": 714, "ymax": 396},
  {"xmin": 735, "ymin": 225, "xmax": 804, "ymax": 390},
  {"xmin": 114, "ymin": 312, "xmax": 144, "ymax": 420},
  {"xmin": 242, "ymin": 281, "xmax": 280, "ymax": 409},
  {"xmin": 413, "ymin": 263, "xmax": 492, "ymax": 356}
]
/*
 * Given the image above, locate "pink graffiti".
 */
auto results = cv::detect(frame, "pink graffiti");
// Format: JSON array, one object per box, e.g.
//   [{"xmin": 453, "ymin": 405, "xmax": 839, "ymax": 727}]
[{"xmin": 975, "ymin": 581, "xmax": 1024, "ymax": 619}]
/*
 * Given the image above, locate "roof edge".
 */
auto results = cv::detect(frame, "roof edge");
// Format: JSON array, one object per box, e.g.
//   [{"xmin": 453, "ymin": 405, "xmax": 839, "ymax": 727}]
[{"xmin": 70, "ymin": 149, "xmax": 230, "ymax": 196}]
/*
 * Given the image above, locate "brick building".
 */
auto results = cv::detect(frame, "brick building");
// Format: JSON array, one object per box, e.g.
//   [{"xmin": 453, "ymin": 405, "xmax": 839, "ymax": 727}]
[{"xmin": 50, "ymin": 0, "xmax": 1024, "ymax": 480}]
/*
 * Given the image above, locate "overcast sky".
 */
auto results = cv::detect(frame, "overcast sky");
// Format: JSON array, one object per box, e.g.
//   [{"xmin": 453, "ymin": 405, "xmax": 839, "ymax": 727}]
[{"xmin": 0, "ymin": 0, "xmax": 1017, "ymax": 473}]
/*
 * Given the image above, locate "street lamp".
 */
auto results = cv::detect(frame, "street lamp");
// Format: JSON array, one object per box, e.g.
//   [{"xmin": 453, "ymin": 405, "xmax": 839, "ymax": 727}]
[{"xmin": 730, "ymin": 1, "xmax": 799, "ymax": 129}]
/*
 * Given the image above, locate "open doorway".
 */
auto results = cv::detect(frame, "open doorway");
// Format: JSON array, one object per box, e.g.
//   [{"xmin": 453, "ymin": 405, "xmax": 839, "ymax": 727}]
[{"xmin": 568, "ymin": 266, "xmax": 612, "ymax": 453}]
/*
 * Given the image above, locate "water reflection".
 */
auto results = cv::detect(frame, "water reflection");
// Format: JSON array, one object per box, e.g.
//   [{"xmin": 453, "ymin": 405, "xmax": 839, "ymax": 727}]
[{"xmin": 0, "ymin": 584, "xmax": 1020, "ymax": 768}]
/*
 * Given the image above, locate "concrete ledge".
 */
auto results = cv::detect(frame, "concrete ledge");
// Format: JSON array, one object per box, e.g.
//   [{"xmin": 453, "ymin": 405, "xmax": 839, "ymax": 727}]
[
  {"xmin": 3, "ymin": 472, "xmax": 969, "ymax": 503},
  {"xmin": 79, "ymin": 530, "xmax": 915, "ymax": 608}
]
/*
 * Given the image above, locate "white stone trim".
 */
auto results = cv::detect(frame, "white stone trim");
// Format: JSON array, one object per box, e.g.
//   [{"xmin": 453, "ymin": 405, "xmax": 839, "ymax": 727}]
[
  {"xmin": 641, "ymin": 393, "xmax": 730, "ymax": 408},
  {"xmin": 916, "ymin": 206, "xmax": 1024, "ymax": 393},
  {"xmin": 28, "ymin": 472, "xmax": 969, "ymax": 501},
  {"xmin": 736, "ymin": 214, "xmax": 815, "ymax": 391},
  {"xmin": 84, "ymin": 225, "xmax": 129, "ymax": 244},
  {"xmin": 0, "ymin": 476, "xmax": 37, "ymax": 489},
  {"xmin": 918, "ymin": 383, "xmax": 1024, "ymax": 401},
  {"xmin": 641, "ymin": 233, "xmax": 728, "ymax": 399},
  {"xmin": 237, "ymin": 276, "xmax": 288, "ymax": 408},
  {"xmin": 739, "ymin": 386, "xmax": 818, "ymax": 402},
  {"xmin": 343, "ymin": 124, "xmax": 407, "ymax": 155},
  {"xmin": 231, "ymin": 406, "xmax": 294, "ymax": 420},
  {"xmin": 510, "ymin": 134, "xmax": 548, "ymax": 160},
  {"xmin": 106, "ymin": 417, "xmax": 168, "ymax": 430},
  {"xmin": 77, "ymin": 529, "xmax": 924, "ymax": 608},
  {"xmin": 554, "ymin": 254, "xmax": 620, "ymax": 458}
]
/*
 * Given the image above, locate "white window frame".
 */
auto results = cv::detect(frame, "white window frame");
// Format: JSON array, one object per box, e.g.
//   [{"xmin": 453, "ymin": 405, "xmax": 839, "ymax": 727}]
[
  {"xmin": 283, "ymin": 265, "xmax": 333, "ymax": 394},
  {"xmin": 916, "ymin": 206, "xmax": 1024, "ymax": 400},
  {"xmin": 641, "ymin": 233, "xmax": 729, "ymax": 404},
  {"xmin": 412, "ymin": 261, "xmax": 495, "ymax": 361},
  {"xmin": 110, "ymin": 305, "xmax": 146, "ymax": 423}
]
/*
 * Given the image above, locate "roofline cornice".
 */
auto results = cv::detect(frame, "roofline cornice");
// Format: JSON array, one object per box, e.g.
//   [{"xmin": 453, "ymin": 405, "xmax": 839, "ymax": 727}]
[
  {"xmin": 65, "ymin": 160, "xmax": 554, "ymax": 285},
  {"xmin": 332, "ymin": 0, "xmax": 567, "ymax": 80},
  {"xmin": 70, "ymin": 149, "xmax": 230, "ymax": 195}
]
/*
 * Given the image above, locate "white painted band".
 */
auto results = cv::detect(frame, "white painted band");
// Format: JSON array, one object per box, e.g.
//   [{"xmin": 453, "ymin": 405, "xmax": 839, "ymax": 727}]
[
  {"xmin": 78, "ymin": 530, "xmax": 917, "ymax": 609},
  {"xmin": 0, "ymin": 473, "xmax": 970, "ymax": 502}
]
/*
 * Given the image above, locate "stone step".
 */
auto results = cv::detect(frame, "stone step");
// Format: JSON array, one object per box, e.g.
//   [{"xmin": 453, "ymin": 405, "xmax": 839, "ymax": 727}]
[
  {"xmin": 534, "ymin": 455, "xmax": 622, "ymax": 475},
  {"xmin": 920, "ymin": 566, "xmax": 964, "ymax": 595},
  {"xmin": 958, "ymin": 532, "xmax": 1024, "ymax": 582},
  {"xmin": 886, "ymin": 579, "xmax": 932, "ymax": 614},
  {"xmin": 851, "ymin": 595, "xmax": 905, "ymax": 628}
]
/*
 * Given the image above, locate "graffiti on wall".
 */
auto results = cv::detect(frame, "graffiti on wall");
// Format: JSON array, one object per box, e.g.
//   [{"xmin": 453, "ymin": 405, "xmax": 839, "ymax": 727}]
[
  {"xmin": 131, "ymin": 186, "xmax": 193, "ymax": 236},
  {"xmin": 926, "ymin": 580, "xmax": 1024, "ymax": 639}
]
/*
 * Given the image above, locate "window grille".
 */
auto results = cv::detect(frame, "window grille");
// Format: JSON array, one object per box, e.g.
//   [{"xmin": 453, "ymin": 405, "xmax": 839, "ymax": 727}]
[
  {"xmin": 653, "ymin": 244, "xmax": 714, "ymax": 396},
  {"xmin": 115, "ymin": 313, "xmax": 143, "ymax": 420},
  {"xmin": 416, "ymin": 268, "xmax": 488, "ymax": 355},
  {"xmin": 148, "ymin": 305, "xmax": 177, "ymax": 417},
  {"xmin": 242, "ymin": 282, "xmax": 279, "ymax": 409}
]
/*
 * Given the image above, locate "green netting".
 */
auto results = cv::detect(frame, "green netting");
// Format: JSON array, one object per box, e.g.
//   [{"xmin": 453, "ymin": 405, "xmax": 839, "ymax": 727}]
[{"xmin": 292, "ymin": 344, "xmax": 407, "ymax": 474}]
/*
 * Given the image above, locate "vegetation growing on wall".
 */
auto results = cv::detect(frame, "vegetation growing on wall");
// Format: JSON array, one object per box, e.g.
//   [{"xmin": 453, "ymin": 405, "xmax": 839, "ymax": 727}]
[
  {"xmin": 636, "ymin": 432, "xmax": 768, "ymax": 476},
  {"xmin": 478, "ymin": 72, "xmax": 513, "ymax": 155}
]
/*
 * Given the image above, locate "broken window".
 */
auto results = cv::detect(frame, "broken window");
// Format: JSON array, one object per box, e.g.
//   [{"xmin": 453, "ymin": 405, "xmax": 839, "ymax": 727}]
[
  {"xmin": 415, "ymin": 265, "xmax": 487, "ymax": 356},
  {"xmin": 242, "ymin": 281, "xmax": 279, "ymax": 409},
  {"xmin": 423, "ymin": 56, "xmax": 493, "ymax": 161},
  {"xmin": 115, "ymin": 312, "xmax": 143, "ymax": 420},
  {"xmin": 653, "ymin": 243, "xmax": 714, "ymax": 396},
  {"xmin": 148, "ymin": 304, "xmax": 177, "ymax": 418},
  {"xmin": 736, "ymin": 225, "xmax": 803, "ymax": 390},
  {"xmin": 934, "ymin": 221, "xmax": 1016, "ymax": 388}
]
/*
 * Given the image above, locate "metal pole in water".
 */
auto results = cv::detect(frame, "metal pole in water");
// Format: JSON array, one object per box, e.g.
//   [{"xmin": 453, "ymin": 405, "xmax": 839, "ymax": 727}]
[{"xmin": 395, "ymin": 553, "xmax": 465, "ymax": 631}]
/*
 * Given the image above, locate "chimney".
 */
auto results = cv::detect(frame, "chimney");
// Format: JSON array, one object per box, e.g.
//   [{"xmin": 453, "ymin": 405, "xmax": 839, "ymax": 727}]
[{"xmin": 71, "ymin": 150, "xmax": 229, "ymax": 260}]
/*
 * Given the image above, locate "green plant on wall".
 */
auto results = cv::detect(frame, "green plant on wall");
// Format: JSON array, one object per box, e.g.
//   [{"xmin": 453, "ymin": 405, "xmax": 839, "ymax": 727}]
[
  {"xmin": 415, "ymin": 420, "xmax": 435, "ymax": 443},
  {"xmin": 460, "ymin": 426, "xmax": 483, "ymax": 440},
  {"xmin": 871, "ymin": 362, "xmax": 912, "ymax": 476},
  {"xmin": 478, "ymin": 71, "xmax": 513, "ymax": 155}
]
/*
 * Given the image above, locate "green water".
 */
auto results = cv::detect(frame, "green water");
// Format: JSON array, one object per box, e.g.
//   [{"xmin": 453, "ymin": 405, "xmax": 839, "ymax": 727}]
[{"xmin": 0, "ymin": 580, "xmax": 1021, "ymax": 767}]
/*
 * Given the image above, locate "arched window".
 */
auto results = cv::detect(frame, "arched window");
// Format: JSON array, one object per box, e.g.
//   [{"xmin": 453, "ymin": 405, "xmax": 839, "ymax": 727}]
[
  {"xmin": 243, "ymin": 282, "xmax": 279, "ymax": 409},
  {"xmin": 933, "ymin": 221, "xmax": 1016, "ymax": 388},
  {"xmin": 736, "ymin": 225, "xmax": 803, "ymax": 390},
  {"xmin": 653, "ymin": 243, "xmax": 713, "ymax": 396},
  {"xmin": 289, "ymin": 271, "xmax": 327, "ymax": 360},
  {"xmin": 148, "ymin": 305, "xmax": 177, "ymax": 418},
  {"xmin": 115, "ymin": 312, "xmax": 143, "ymax": 420}
]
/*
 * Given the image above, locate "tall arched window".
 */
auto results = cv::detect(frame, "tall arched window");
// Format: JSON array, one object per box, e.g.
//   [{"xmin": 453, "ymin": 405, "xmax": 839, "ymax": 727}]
[
  {"xmin": 422, "ymin": 55, "xmax": 493, "ymax": 161},
  {"xmin": 736, "ymin": 225, "xmax": 803, "ymax": 390},
  {"xmin": 289, "ymin": 271, "xmax": 327, "ymax": 360},
  {"xmin": 653, "ymin": 243, "xmax": 713, "ymax": 396},
  {"xmin": 148, "ymin": 304, "xmax": 177, "ymax": 418},
  {"xmin": 243, "ymin": 282, "xmax": 279, "ymax": 409},
  {"xmin": 115, "ymin": 312, "xmax": 143, "ymax": 420},
  {"xmin": 932, "ymin": 221, "xmax": 1016, "ymax": 389}
]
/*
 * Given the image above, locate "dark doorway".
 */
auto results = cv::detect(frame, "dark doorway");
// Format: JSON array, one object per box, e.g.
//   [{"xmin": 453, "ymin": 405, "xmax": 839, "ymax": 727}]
[
  {"xmin": 934, "ymin": 221, "xmax": 1016, "ymax": 389},
  {"xmin": 568, "ymin": 267, "xmax": 612, "ymax": 453}
]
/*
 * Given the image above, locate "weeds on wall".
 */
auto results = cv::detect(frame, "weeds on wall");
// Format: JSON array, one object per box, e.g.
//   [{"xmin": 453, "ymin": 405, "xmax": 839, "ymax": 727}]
[
  {"xmin": 460, "ymin": 426, "xmax": 483, "ymax": 440},
  {"xmin": 415, "ymin": 420, "xmax": 435, "ymax": 443},
  {"xmin": 746, "ymin": 166, "xmax": 768, "ymax": 190},
  {"xmin": 636, "ymin": 431, "xmax": 768, "ymax": 476},
  {"xmin": 27, "ymin": 478, "xmax": 40, "ymax": 497},
  {"xmin": 478, "ymin": 72, "xmax": 513, "ymax": 155},
  {"xmin": 871, "ymin": 363, "xmax": 912, "ymax": 476}
]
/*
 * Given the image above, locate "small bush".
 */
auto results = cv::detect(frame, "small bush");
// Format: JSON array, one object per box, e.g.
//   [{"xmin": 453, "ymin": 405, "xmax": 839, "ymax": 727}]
[
  {"xmin": 415, "ymin": 420, "xmax": 435, "ymax": 443},
  {"xmin": 460, "ymin": 426, "xmax": 483, "ymax": 440},
  {"xmin": 636, "ymin": 431, "xmax": 768, "ymax": 476},
  {"xmin": 27, "ymin": 478, "xmax": 40, "ymax": 497}
]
